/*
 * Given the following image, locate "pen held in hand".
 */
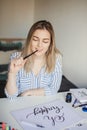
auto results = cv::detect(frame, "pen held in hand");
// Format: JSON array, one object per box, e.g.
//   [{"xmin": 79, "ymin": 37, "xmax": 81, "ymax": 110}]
[{"xmin": 23, "ymin": 50, "xmax": 38, "ymax": 60}]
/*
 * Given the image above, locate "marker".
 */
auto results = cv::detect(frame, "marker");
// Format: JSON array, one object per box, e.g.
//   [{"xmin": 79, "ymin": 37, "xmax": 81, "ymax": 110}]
[
  {"xmin": 12, "ymin": 128, "xmax": 15, "ymax": 130},
  {"xmin": 6, "ymin": 126, "xmax": 9, "ymax": 130},
  {"xmin": 21, "ymin": 120, "xmax": 45, "ymax": 128},
  {"xmin": 72, "ymin": 99, "xmax": 77, "ymax": 107},
  {"xmin": 0, "ymin": 122, "xmax": 6, "ymax": 130},
  {"xmin": 9, "ymin": 126, "xmax": 11, "ymax": 130},
  {"xmin": 23, "ymin": 50, "xmax": 38, "ymax": 60}
]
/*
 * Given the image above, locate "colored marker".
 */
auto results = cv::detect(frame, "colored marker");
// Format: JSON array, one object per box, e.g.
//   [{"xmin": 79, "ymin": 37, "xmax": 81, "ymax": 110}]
[
  {"xmin": 0, "ymin": 122, "xmax": 6, "ymax": 130},
  {"xmin": 6, "ymin": 126, "xmax": 9, "ymax": 130},
  {"xmin": 9, "ymin": 126, "xmax": 11, "ymax": 130},
  {"xmin": 12, "ymin": 128, "xmax": 15, "ymax": 130}
]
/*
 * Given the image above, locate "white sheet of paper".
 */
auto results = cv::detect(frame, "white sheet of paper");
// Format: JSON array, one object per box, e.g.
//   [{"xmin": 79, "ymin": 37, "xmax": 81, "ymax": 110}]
[{"xmin": 11, "ymin": 100, "xmax": 86, "ymax": 130}]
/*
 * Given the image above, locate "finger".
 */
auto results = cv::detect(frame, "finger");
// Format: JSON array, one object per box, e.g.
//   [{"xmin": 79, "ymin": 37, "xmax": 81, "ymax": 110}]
[{"xmin": 15, "ymin": 57, "xmax": 23, "ymax": 66}]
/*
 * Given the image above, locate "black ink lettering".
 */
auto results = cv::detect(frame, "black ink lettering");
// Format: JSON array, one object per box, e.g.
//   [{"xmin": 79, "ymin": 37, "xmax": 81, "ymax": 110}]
[{"xmin": 43, "ymin": 113, "xmax": 65, "ymax": 126}]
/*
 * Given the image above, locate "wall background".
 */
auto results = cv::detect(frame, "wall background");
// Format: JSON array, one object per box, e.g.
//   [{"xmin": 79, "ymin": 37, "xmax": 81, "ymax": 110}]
[
  {"xmin": 0, "ymin": 0, "xmax": 35, "ymax": 38},
  {"xmin": 0, "ymin": 0, "xmax": 87, "ymax": 88}
]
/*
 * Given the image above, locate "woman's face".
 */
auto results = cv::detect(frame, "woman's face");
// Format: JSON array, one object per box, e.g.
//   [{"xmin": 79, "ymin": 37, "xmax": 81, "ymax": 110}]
[{"xmin": 31, "ymin": 29, "xmax": 51, "ymax": 57}]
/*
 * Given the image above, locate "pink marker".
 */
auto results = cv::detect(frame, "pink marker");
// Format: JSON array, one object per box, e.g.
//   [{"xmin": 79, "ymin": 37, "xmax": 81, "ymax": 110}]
[{"xmin": 2, "ymin": 122, "xmax": 6, "ymax": 130}]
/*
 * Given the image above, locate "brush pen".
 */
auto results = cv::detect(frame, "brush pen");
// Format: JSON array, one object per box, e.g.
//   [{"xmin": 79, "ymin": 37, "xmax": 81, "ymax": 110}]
[
  {"xmin": 23, "ymin": 50, "xmax": 38, "ymax": 60},
  {"xmin": 21, "ymin": 120, "xmax": 45, "ymax": 128},
  {"xmin": 74, "ymin": 103, "xmax": 87, "ymax": 108}
]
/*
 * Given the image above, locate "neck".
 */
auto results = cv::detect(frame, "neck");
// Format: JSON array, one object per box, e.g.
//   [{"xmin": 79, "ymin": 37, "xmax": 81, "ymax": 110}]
[
  {"xmin": 31, "ymin": 55, "xmax": 46, "ymax": 75},
  {"xmin": 32, "ymin": 55, "xmax": 46, "ymax": 63}
]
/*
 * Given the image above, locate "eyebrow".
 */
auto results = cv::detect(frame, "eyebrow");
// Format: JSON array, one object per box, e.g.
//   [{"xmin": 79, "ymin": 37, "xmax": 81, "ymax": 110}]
[
  {"xmin": 33, "ymin": 36, "xmax": 50, "ymax": 40},
  {"xmin": 33, "ymin": 36, "xmax": 38, "ymax": 38}
]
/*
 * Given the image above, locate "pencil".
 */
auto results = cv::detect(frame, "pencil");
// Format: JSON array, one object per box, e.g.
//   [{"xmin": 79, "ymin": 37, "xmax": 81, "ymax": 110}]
[{"xmin": 23, "ymin": 50, "xmax": 38, "ymax": 60}]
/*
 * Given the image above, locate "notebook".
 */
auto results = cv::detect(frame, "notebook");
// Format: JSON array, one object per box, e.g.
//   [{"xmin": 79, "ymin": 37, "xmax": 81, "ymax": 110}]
[{"xmin": 70, "ymin": 88, "xmax": 87, "ymax": 103}]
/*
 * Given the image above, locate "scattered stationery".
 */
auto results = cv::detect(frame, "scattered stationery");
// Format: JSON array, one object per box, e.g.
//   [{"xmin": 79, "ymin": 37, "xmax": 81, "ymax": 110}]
[
  {"xmin": 11, "ymin": 100, "xmax": 86, "ymax": 130},
  {"xmin": 70, "ymin": 88, "xmax": 87, "ymax": 103},
  {"xmin": 0, "ymin": 122, "xmax": 17, "ymax": 130}
]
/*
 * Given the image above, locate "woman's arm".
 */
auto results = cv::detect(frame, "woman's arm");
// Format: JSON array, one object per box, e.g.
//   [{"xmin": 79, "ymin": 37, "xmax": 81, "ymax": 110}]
[
  {"xmin": 5, "ymin": 72, "xmax": 18, "ymax": 96},
  {"xmin": 5, "ymin": 54, "xmax": 26, "ymax": 97},
  {"xmin": 20, "ymin": 88, "xmax": 45, "ymax": 96}
]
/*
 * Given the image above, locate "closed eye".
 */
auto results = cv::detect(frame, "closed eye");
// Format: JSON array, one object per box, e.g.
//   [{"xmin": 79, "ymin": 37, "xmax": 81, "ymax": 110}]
[
  {"xmin": 33, "ymin": 38, "xmax": 38, "ymax": 41},
  {"xmin": 43, "ymin": 39, "xmax": 50, "ymax": 44},
  {"xmin": 32, "ymin": 36, "xmax": 39, "ymax": 41}
]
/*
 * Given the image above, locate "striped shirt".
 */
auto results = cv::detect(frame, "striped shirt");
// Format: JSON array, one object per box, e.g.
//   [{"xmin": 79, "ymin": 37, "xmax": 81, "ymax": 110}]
[{"xmin": 5, "ymin": 52, "xmax": 62, "ymax": 98}]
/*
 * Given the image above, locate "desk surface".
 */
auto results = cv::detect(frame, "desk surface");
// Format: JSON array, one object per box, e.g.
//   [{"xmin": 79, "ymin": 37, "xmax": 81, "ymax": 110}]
[{"xmin": 0, "ymin": 92, "xmax": 87, "ymax": 130}]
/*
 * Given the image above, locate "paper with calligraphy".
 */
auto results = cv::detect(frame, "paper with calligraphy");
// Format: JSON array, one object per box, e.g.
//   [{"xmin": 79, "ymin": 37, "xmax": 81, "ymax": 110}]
[{"xmin": 11, "ymin": 100, "xmax": 85, "ymax": 130}]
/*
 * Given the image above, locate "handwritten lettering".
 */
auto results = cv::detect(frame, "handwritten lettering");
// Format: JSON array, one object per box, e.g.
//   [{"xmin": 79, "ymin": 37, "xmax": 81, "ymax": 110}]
[
  {"xmin": 43, "ymin": 113, "xmax": 65, "ymax": 126},
  {"xmin": 25, "ymin": 105, "xmax": 65, "ymax": 126},
  {"xmin": 26, "ymin": 105, "xmax": 63, "ymax": 118}
]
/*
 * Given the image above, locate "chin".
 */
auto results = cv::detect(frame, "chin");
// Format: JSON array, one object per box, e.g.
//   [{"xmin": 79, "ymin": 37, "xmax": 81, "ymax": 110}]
[{"xmin": 36, "ymin": 53, "xmax": 45, "ymax": 57}]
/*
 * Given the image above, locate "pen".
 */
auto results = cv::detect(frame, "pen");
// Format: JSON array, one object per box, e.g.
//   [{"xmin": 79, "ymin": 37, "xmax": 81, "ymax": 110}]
[
  {"xmin": 23, "ymin": 50, "xmax": 38, "ymax": 60},
  {"xmin": 21, "ymin": 120, "xmax": 45, "ymax": 128},
  {"xmin": 72, "ymin": 99, "xmax": 77, "ymax": 107},
  {"xmin": 74, "ymin": 103, "xmax": 87, "ymax": 108}
]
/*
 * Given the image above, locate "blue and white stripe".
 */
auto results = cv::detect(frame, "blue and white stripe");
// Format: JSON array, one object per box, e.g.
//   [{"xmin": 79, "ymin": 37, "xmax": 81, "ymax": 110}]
[{"xmin": 5, "ymin": 52, "xmax": 62, "ymax": 98}]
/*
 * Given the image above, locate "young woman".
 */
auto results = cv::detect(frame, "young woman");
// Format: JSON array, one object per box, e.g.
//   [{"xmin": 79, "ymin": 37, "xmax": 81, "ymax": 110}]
[{"xmin": 5, "ymin": 20, "xmax": 62, "ymax": 98}]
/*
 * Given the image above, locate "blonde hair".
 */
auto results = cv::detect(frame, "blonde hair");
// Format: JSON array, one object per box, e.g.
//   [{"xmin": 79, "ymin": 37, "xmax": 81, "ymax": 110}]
[{"xmin": 22, "ymin": 20, "xmax": 60, "ymax": 73}]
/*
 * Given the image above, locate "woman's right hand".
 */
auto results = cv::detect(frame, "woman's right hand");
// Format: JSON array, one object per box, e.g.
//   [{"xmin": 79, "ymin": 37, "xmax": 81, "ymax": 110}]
[{"xmin": 9, "ymin": 57, "xmax": 26, "ymax": 74}]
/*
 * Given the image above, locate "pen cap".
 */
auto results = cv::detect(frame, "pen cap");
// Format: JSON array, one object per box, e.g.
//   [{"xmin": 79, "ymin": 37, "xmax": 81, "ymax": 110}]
[{"xmin": 66, "ymin": 93, "xmax": 72, "ymax": 103}]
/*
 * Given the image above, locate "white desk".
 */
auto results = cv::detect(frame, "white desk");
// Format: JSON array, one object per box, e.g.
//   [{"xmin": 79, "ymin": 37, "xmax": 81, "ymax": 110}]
[{"xmin": 0, "ymin": 92, "xmax": 87, "ymax": 130}]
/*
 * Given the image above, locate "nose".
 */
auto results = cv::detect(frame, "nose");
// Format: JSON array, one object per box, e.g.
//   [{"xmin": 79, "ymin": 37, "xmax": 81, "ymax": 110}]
[{"xmin": 37, "ymin": 40, "xmax": 42, "ymax": 47}]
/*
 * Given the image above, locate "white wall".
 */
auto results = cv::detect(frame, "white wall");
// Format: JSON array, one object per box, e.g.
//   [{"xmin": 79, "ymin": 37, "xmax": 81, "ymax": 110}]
[
  {"xmin": 0, "ymin": 0, "xmax": 35, "ymax": 38},
  {"xmin": 34, "ymin": 0, "xmax": 87, "ymax": 88}
]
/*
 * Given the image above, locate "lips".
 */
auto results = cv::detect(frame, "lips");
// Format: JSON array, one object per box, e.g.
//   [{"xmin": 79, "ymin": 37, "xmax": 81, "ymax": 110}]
[{"xmin": 36, "ymin": 49, "xmax": 43, "ymax": 52}]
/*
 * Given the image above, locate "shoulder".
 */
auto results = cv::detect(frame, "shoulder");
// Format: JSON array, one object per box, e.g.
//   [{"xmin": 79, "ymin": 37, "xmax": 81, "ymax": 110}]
[
  {"xmin": 51, "ymin": 53, "xmax": 62, "ymax": 73},
  {"xmin": 10, "ymin": 51, "xmax": 21, "ymax": 60}
]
